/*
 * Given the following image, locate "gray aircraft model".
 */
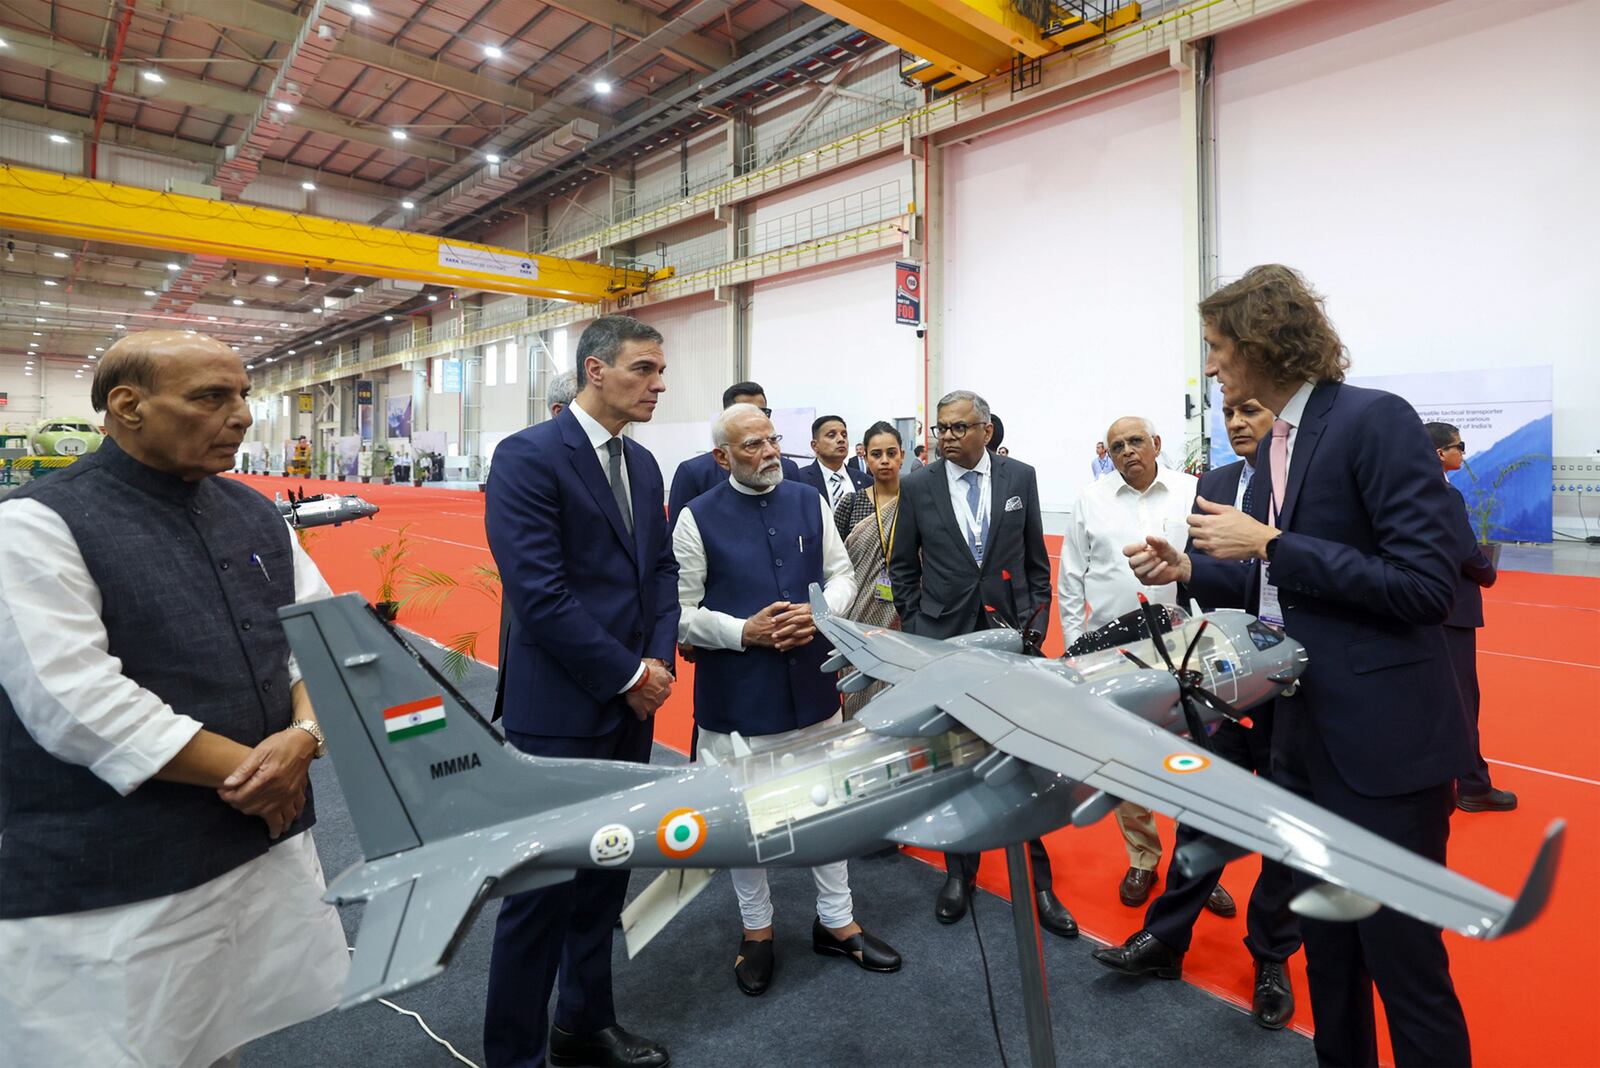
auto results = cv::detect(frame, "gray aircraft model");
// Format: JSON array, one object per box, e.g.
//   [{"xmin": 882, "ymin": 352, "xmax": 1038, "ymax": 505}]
[
  {"xmin": 275, "ymin": 488, "xmax": 380, "ymax": 529},
  {"xmin": 281, "ymin": 589, "xmax": 1563, "ymax": 1010}
]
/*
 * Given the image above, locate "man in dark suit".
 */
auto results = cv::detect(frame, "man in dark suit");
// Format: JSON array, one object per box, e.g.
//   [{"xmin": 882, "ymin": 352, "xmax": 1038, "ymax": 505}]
[
  {"xmin": 794, "ymin": 414, "xmax": 872, "ymax": 508},
  {"xmin": 847, "ymin": 442, "xmax": 868, "ymax": 477},
  {"xmin": 1127, "ymin": 265, "xmax": 1476, "ymax": 1066},
  {"xmin": 1095, "ymin": 397, "xmax": 1301, "ymax": 1031},
  {"xmin": 666, "ymin": 381, "xmax": 802, "ymax": 523},
  {"xmin": 484, "ymin": 315, "xmax": 678, "ymax": 1068},
  {"xmin": 1425, "ymin": 421, "xmax": 1515, "ymax": 813},
  {"xmin": 889, "ymin": 389, "xmax": 1076, "ymax": 940}
]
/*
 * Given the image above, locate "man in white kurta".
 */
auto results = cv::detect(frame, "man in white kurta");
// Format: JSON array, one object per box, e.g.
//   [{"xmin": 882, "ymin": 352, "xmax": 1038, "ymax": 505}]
[{"xmin": 0, "ymin": 331, "xmax": 347, "ymax": 1068}]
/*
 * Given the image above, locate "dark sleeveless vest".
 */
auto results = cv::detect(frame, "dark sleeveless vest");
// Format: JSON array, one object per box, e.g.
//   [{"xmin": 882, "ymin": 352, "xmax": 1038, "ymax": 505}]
[
  {"xmin": 0, "ymin": 437, "xmax": 311, "ymax": 918},
  {"xmin": 690, "ymin": 479, "xmax": 839, "ymax": 736}
]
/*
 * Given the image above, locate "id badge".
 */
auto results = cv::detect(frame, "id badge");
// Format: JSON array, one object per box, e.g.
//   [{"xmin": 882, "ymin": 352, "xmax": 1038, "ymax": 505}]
[
  {"xmin": 1258, "ymin": 561, "xmax": 1286, "ymax": 628},
  {"xmin": 873, "ymin": 567, "xmax": 894, "ymax": 603}
]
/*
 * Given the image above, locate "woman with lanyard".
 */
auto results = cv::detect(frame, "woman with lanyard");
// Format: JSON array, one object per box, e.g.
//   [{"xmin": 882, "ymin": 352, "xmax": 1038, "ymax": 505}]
[{"xmin": 831, "ymin": 421, "xmax": 906, "ymax": 717}]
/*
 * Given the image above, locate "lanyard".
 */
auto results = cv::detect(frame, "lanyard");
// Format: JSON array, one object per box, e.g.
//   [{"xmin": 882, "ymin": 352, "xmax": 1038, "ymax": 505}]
[
  {"xmin": 873, "ymin": 488, "xmax": 898, "ymax": 564},
  {"xmin": 953, "ymin": 467, "xmax": 989, "ymax": 551}
]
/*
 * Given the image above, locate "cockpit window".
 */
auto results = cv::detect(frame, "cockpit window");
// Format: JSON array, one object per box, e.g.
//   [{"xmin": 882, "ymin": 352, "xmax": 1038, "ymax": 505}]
[{"xmin": 1246, "ymin": 620, "xmax": 1286, "ymax": 650}]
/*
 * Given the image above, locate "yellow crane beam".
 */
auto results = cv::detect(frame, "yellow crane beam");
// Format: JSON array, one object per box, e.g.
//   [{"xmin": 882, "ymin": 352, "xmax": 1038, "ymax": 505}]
[{"xmin": 0, "ymin": 165, "xmax": 670, "ymax": 302}]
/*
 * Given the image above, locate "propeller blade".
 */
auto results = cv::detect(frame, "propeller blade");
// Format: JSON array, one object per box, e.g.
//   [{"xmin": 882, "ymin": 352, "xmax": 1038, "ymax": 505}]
[
  {"xmin": 1178, "ymin": 618, "xmax": 1210, "ymax": 676},
  {"xmin": 1136, "ymin": 592, "xmax": 1178, "ymax": 672}
]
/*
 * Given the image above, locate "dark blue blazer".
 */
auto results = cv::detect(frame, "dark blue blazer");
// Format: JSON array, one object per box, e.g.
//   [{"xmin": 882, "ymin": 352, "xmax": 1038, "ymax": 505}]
[
  {"xmin": 1444, "ymin": 484, "xmax": 1496, "ymax": 629},
  {"xmin": 667, "ymin": 450, "xmax": 803, "ymax": 523},
  {"xmin": 1186, "ymin": 382, "xmax": 1473, "ymax": 797},
  {"xmin": 486, "ymin": 408, "xmax": 679, "ymax": 738},
  {"xmin": 794, "ymin": 459, "xmax": 871, "ymax": 500}
]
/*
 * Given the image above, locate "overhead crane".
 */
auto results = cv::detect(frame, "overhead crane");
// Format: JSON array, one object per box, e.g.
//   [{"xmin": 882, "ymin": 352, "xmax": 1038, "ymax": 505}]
[
  {"xmin": 808, "ymin": 0, "xmax": 1143, "ymax": 93},
  {"xmin": 0, "ymin": 165, "xmax": 672, "ymax": 303}
]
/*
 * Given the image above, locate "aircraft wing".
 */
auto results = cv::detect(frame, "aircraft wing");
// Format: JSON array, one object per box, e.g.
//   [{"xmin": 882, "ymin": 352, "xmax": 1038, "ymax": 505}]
[
  {"xmin": 935, "ymin": 665, "xmax": 1561, "ymax": 941},
  {"xmin": 809, "ymin": 585, "xmax": 961, "ymax": 685}
]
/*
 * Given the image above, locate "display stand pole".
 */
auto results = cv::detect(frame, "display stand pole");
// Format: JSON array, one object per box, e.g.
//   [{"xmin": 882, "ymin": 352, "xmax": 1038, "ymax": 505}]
[{"xmin": 1005, "ymin": 841, "xmax": 1056, "ymax": 1067}]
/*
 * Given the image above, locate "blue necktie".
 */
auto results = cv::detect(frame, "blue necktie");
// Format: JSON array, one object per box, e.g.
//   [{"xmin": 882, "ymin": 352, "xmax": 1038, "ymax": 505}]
[
  {"xmin": 1240, "ymin": 465, "xmax": 1255, "ymax": 516},
  {"xmin": 961, "ymin": 470, "xmax": 986, "ymax": 564}
]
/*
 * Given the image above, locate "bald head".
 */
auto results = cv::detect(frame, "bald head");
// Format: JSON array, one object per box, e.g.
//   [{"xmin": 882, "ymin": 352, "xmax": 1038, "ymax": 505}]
[
  {"xmin": 1106, "ymin": 415, "xmax": 1161, "ymax": 491},
  {"xmin": 96, "ymin": 330, "xmax": 253, "ymax": 481}
]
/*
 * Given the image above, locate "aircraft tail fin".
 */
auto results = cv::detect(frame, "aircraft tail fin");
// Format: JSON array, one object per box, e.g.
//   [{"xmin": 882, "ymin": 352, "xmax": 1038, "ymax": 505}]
[
  {"xmin": 1493, "ymin": 819, "xmax": 1565, "ymax": 939},
  {"xmin": 280, "ymin": 593, "xmax": 671, "ymax": 863}
]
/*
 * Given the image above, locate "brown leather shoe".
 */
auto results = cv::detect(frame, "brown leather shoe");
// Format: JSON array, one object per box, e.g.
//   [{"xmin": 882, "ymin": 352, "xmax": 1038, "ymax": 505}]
[
  {"xmin": 1119, "ymin": 867, "xmax": 1157, "ymax": 907},
  {"xmin": 1205, "ymin": 883, "xmax": 1237, "ymax": 918}
]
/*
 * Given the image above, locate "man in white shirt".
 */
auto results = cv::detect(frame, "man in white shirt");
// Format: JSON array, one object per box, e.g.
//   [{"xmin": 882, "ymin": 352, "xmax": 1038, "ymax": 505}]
[
  {"xmin": 0, "ymin": 331, "xmax": 347, "ymax": 1068},
  {"xmin": 1059, "ymin": 417, "xmax": 1228, "ymax": 917},
  {"xmin": 674, "ymin": 403, "xmax": 901, "ymax": 997}
]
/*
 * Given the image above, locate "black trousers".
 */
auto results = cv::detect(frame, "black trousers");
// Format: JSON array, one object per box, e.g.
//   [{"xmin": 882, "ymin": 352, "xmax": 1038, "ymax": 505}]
[
  {"xmin": 1273, "ymin": 706, "xmax": 1469, "ymax": 1067},
  {"xmin": 1443, "ymin": 625, "xmax": 1494, "ymax": 794},
  {"xmin": 1144, "ymin": 717, "xmax": 1300, "ymax": 961},
  {"xmin": 944, "ymin": 839, "xmax": 1054, "ymax": 893},
  {"xmin": 483, "ymin": 716, "xmax": 655, "ymax": 1067}
]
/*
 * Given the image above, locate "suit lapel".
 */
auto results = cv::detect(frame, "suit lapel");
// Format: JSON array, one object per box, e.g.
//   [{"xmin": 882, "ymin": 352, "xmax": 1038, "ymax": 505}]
[
  {"xmin": 982, "ymin": 456, "xmax": 1013, "ymax": 575},
  {"xmin": 560, "ymin": 412, "xmax": 637, "ymax": 561},
  {"xmin": 1277, "ymin": 381, "xmax": 1338, "ymax": 530}
]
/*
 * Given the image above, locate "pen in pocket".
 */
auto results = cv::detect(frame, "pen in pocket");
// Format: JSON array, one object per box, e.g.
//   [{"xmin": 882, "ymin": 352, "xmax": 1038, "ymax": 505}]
[{"xmin": 250, "ymin": 552, "xmax": 272, "ymax": 582}]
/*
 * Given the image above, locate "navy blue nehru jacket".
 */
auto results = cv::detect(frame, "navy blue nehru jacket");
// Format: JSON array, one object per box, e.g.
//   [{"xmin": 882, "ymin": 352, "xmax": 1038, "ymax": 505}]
[{"xmin": 686, "ymin": 479, "xmax": 839, "ymax": 736}]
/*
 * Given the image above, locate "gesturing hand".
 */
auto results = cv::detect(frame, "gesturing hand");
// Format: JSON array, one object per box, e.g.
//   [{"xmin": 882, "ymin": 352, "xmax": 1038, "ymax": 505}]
[
  {"xmin": 218, "ymin": 728, "xmax": 317, "ymax": 838},
  {"xmin": 741, "ymin": 601, "xmax": 791, "ymax": 649},
  {"xmin": 1188, "ymin": 497, "xmax": 1279, "ymax": 561},
  {"xmin": 1124, "ymin": 535, "xmax": 1192, "ymax": 586},
  {"xmin": 625, "ymin": 660, "xmax": 673, "ymax": 720},
  {"xmin": 771, "ymin": 604, "xmax": 816, "ymax": 651}
]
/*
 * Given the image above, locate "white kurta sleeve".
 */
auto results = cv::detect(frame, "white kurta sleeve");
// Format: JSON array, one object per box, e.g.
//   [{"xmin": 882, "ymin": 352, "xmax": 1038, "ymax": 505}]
[
  {"xmin": 0, "ymin": 499, "xmax": 202, "ymax": 796},
  {"xmin": 1059, "ymin": 498, "xmax": 1090, "ymax": 645},
  {"xmin": 286, "ymin": 522, "xmax": 335, "ymax": 687},
  {"xmin": 817, "ymin": 496, "xmax": 857, "ymax": 615},
  {"xmin": 673, "ymin": 506, "xmax": 749, "ymax": 652}
]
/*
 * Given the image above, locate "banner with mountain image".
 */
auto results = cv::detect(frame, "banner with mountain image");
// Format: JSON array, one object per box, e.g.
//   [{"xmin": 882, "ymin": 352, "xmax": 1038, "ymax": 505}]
[{"xmin": 1208, "ymin": 367, "xmax": 1552, "ymax": 542}]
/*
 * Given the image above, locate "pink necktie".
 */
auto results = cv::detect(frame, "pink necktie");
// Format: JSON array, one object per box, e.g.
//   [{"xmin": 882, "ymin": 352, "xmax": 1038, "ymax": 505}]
[{"xmin": 1268, "ymin": 418, "xmax": 1291, "ymax": 523}]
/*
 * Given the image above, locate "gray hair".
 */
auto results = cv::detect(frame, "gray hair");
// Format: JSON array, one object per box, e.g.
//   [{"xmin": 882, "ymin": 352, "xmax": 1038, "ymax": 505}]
[
  {"xmin": 1106, "ymin": 416, "xmax": 1158, "ymax": 443},
  {"xmin": 575, "ymin": 315, "xmax": 663, "ymax": 389},
  {"xmin": 936, "ymin": 389, "xmax": 991, "ymax": 423},
  {"xmin": 711, "ymin": 402, "xmax": 767, "ymax": 447},
  {"xmin": 547, "ymin": 370, "xmax": 578, "ymax": 412}
]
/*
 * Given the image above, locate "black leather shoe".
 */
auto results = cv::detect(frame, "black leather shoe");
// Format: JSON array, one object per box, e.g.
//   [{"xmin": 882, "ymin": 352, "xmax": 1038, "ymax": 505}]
[
  {"xmin": 1457, "ymin": 787, "xmax": 1517, "ymax": 812},
  {"xmin": 734, "ymin": 937, "xmax": 775, "ymax": 997},
  {"xmin": 1119, "ymin": 867, "xmax": 1157, "ymax": 907},
  {"xmin": 1252, "ymin": 959, "xmax": 1295, "ymax": 1030},
  {"xmin": 935, "ymin": 874, "xmax": 975, "ymax": 925},
  {"xmin": 548, "ymin": 1024, "xmax": 670, "ymax": 1068},
  {"xmin": 1035, "ymin": 889, "xmax": 1079, "ymax": 938},
  {"xmin": 1091, "ymin": 930, "xmax": 1183, "ymax": 980},
  {"xmin": 812, "ymin": 918, "xmax": 902, "ymax": 973},
  {"xmin": 1205, "ymin": 883, "xmax": 1237, "ymax": 918}
]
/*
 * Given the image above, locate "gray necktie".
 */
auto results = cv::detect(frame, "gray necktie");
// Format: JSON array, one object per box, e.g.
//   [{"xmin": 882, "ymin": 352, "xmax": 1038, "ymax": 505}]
[
  {"xmin": 607, "ymin": 438, "xmax": 633, "ymax": 535},
  {"xmin": 829, "ymin": 470, "xmax": 845, "ymax": 506},
  {"xmin": 961, "ymin": 469, "xmax": 986, "ymax": 564}
]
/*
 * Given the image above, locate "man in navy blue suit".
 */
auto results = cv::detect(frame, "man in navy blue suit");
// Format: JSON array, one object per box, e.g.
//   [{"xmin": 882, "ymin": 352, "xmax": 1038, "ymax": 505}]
[
  {"xmin": 666, "ymin": 381, "xmax": 802, "ymax": 523},
  {"xmin": 1127, "ymin": 265, "xmax": 1475, "ymax": 1066},
  {"xmin": 1425, "ymin": 421, "xmax": 1515, "ymax": 813},
  {"xmin": 483, "ymin": 315, "xmax": 678, "ymax": 1068},
  {"xmin": 794, "ymin": 414, "xmax": 872, "ymax": 508},
  {"xmin": 1095, "ymin": 397, "xmax": 1301, "ymax": 1031}
]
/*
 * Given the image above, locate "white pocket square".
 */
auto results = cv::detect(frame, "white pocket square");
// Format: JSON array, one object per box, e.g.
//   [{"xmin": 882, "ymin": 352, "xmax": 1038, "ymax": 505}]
[{"xmin": 1004, "ymin": 495, "xmax": 1023, "ymax": 512}]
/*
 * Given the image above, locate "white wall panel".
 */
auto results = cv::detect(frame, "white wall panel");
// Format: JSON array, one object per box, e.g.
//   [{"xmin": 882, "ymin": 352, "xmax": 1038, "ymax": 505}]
[
  {"xmin": 749, "ymin": 253, "xmax": 922, "ymax": 461},
  {"xmin": 944, "ymin": 76, "xmax": 1186, "ymax": 514},
  {"xmin": 101, "ymin": 148, "xmax": 209, "ymax": 188},
  {"xmin": 0, "ymin": 362, "xmax": 95, "ymax": 423},
  {"xmin": 0, "ymin": 120, "xmax": 82, "ymax": 171},
  {"xmin": 632, "ymin": 292, "xmax": 729, "ymax": 426},
  {"xmin": 1213, "ymin": 0, "xmax": 1600, "ymax": 454}
]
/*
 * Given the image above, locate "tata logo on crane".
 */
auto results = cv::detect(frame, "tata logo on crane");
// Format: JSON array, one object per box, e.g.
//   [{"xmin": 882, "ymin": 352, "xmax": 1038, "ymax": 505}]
[{"xmin": 438, "ymin": 241, "xmax": 539, "ymax": 283}]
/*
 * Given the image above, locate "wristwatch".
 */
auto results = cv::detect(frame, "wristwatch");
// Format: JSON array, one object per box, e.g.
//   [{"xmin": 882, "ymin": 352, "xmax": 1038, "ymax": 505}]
[{"xmin": 289, "ymin": 719, "xmax": 327, "ymax": 758}]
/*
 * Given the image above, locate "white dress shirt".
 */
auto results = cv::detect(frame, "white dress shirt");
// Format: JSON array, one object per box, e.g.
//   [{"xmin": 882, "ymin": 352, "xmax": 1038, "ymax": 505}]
[
  {"xmin": 816, "ymin": 461, "xmax": 852, "ymax": 508},
  {"xmin": 944, "ymin": 447, "xmax": 993, "ymax": 557},
  {"xmin": 0, "ymin": 496, "xmax": 348, "ymax": 1068},
  {"xmin": 1058, "ymin": 463, "xmax": 1199, "ymax": 644},
  {"xmin": 674, "ymin": 474, "xmax": 856, "ymax": 651},
  {"xmin": 1235, "ymin": 461, "xmax": 1255, "ymax": 510},
  {"xmin": 568, "ymin": 400, "xmax": 647, "ymax": 692}
]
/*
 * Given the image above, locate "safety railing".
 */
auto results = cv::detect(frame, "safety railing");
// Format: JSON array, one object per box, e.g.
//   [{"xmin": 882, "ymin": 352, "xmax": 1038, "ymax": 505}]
[{"xmin": 740, "ymin": 180, "xmax": 907, "ymax": 258}]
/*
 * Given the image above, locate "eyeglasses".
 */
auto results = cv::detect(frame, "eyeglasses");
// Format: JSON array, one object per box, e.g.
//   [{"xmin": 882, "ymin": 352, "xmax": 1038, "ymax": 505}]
[
  {"xmin": 724, "ymin": 433, "xmax": 782, "ymax": 454},
  {"xmin": 758, "ymin": 407, "xmax": 773, "ymax": 418},
  {"xmin": 1444, "ymin": 441, "xmax": 1467, "ymax": 455},
  {"xmin": 932, "ymin": 421, "xmax": 988, "ymax": 438}
]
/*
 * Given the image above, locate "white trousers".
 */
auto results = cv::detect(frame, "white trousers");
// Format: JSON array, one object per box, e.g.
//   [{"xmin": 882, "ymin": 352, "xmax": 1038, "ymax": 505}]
[{"xmin": 697, "ymin": 711, "xmax": 853, "ymax": 930}]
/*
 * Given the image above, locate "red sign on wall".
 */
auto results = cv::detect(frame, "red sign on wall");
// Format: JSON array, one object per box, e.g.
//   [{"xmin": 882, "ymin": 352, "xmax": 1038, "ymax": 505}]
[{"xmin": 895, "ymin": 261, "xmax": 921, "ymax": 326}]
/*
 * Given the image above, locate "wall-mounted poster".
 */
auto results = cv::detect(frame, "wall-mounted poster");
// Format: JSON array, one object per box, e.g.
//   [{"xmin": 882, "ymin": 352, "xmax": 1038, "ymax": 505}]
[
  {"xmin": 386, "ymin": 396, "xmax": 413, "ymax": 439},
  {"xmin": 336, "ymin": 435, "xmax": 361, "ymax": 477}
]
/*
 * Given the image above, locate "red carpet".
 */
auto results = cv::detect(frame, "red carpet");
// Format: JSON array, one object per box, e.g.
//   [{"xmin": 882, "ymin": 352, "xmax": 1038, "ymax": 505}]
[{"xmin": 238, "ymin": 475, "xmax": 1600, "ymax": 1067}]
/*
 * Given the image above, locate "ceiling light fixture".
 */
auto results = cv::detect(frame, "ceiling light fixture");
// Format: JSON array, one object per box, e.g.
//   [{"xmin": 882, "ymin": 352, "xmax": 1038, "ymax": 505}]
[
  {"xmin": 275, "ymin": 101, "xmax": 294, "ymax": 114},
  {"xmin": 41, "ymin": 279, "xmax": 58, "ymax": 286},
  {"xmin": 166, "ymin": 262, "xmax": 181, "ymax": 271},
  {"xmin": 279, "ymin": 322, "xmax": 290, "ymax": 328},
  {"xmin": 383, "ymin": 314, "xmax": 393, "ymax": 321},
  {"xmin": 427, "ymin": 294, "xmax": 438, "ymax": 302},
  {"xmin": 287, "ymin": 349, "xmax": 296, "ymax": 355},
  {"xmin": 485, "ymin": 152, "xmax": 501, "ymax": 164},
  {"xmin": 264, "ymin": 273, "xmax": 279, "ymax": 283},
  {"xmin": 352, "ymin": 286, "xmax": 364, "ymax": 293},
  {"xmin": 391, "ymin": 129, "xmax": 407, "ymax": 141},
  {"xmin": 314, "ymin": 339, "xmax": 323, "ymax": 345},
  {"xmin": 35, "ymin": 316, "xmax": 45, "ymax": 322},
  {"xmin": 401, "ymin": 199, "xmax": 415, "ymax": 210},
  {"xmin": 231, "ymin": 298, "xmax": 245, "ymax": 306},
  {"xmin": 38, "ymin": 300, "xmax": 50, "ymax": 306},
  {"xmin": 207, "ymin": 315, "xmax": 218, "ymax": 321},
  {"xmin": 49, "ymin": 133, "xmax": 70, "ymax": 144},
  {"xmin": 142, "ymin": 69, "xmax": 164, "ymax": 84},
  {"xmin": 144, "ymin": 289, "xmax": 157, "ymax": 296},
  {"xmin": 351, "ymin": 2, "xmax": 372, "ymax": 15},
  {"xmin": 52, "ymin": 251, "xmax": 68, "ymax": 259},
  {"xmin": 301, "ymin": 181, "xmax": 317, "ymax": 192},
  {"xmin": 253, "ymin": 335, "xmax": 263, "ymax": 341},
  {"xmin": 114, "ymin": 323, "xmax": 126, "ymax": 329},
  {"xmin": 594, "ymin": 79, "xmax": 613, "ymax": 95},
  {"xmin": 482, "ymin": 44, "xmax": 502, "ymax": 59},
  {"xmin": 32, "ymin": 331, "xmax": 41, "ymax": 336},
  {"xmin": 94, "ymin": 346, "xmax": 103, "ymax": 352}
]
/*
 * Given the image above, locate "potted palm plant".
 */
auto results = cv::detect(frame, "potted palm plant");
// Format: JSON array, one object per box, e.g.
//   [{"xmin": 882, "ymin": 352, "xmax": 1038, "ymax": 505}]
[
  {"xmin": 403, "ymin": 563, "xmax": 501, "ymax": 680},
  {"xmin": 369, "ymin": 523, "xmax": 415, "ymax": 621}
]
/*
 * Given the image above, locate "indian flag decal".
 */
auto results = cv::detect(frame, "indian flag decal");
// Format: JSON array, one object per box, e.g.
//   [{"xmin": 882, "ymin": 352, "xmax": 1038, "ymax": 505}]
[
  {"xmin": 656, "ymin": 808, "xmax": 708, "ymax": 859},
  {"xmin": 384, "ymin": 696, "xmax": 447, "ymax": 742},
  {"xmin": 1163, "ymin": 753, "xmax": 1210, "ymax": 774}
]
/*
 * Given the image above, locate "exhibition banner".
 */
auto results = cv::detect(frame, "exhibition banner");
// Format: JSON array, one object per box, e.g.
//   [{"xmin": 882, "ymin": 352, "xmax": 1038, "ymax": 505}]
[
  {"xmin": 442, "ymin": 359, "xmax": 463, "ymax": 393},
  {"xmin": 387, "ymin": 396, "xmax": 413, "ymax": 439},
  {"xmin": 895, "ymin": 261, "xmax": 921, "ymax": 326},
  {"xmin": 1206, "ymin": 367, "xmax": 1552, "ymax": 542},
  {"xmin": 336, "ymin": 435, "xmax": 361, "ymax": 477},
  {"xmin": 297, "ymin": 393, "xmax": 314, "ymax": 413}
]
